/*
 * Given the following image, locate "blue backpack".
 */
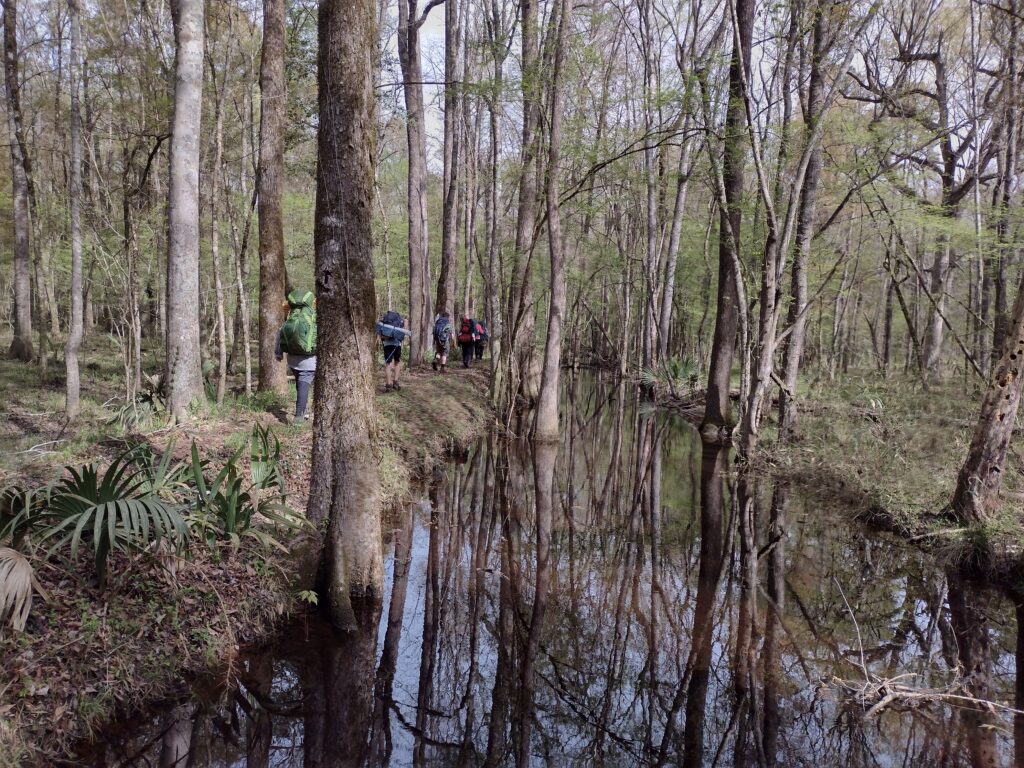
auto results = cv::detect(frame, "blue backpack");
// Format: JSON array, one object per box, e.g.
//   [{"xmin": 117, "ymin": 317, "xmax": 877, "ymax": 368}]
[
  {"xmin": 377, "ymin": 311, "xmax": 407, "ymax": 345},
  {"xmin": 433, "ymin": 316, "xmax": 453, "ymax": 345}
]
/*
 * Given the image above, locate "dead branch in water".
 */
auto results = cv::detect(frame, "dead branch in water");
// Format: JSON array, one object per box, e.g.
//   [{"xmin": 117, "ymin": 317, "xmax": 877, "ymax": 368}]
[{"xmin": 831, "ymin": 672, "xmax": 1024, "ymax": 720}]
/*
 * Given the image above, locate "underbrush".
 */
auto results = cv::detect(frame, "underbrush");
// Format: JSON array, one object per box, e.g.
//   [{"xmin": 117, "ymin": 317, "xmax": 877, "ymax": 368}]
[
  {"xmin": 0, "ymin": 426, "xmax": 311, "ymax": 765},
  {"xmin": 766, "ymin": 370, "xmax": 1024, "ymax": 577}
]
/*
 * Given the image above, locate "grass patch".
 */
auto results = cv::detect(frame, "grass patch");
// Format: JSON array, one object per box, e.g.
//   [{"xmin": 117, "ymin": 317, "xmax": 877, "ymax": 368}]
[{"xmin": 765, "ymin": 370, "xmax": 1024, "ymax": 580}]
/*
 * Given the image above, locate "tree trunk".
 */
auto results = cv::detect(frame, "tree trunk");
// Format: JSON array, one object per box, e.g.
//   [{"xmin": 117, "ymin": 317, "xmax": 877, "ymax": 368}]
[
  {"xmin": 165, "ymin": 0, "xmax": 206, "ymax": 420},
  {"xmin": 436, "ymin": 0, "xmax": 461, "ymax": 318},
  {"xmin": 533, "ymin": 0, "xmax": 570, "ymax": 443},
  {"xmin": 778, "ymin": 4, "xmax": 826, "ymax": 440},
  {"xmin": 257, "ymin": 0, "xmax": 289, "ymax": 394},
  {"xmin": 65, "ymin": 0, "xmax": 84, "ymax": 419},
  {"xmin": 209, "ymin": 64, "xmax": 228, "ymax": 405},
  {"xmin": 397, "ymin": 0, "xmax": 432, "ymax": 364},
  {"xmin": 701, "ymin": 0, "xmax": 753, "ymax": 438},
  {"xmin": 953, "ymin": 264, "xmax": 1024, "ymax": 524},
  {"xmin": 3, "ymin": 0, "xmax": 33, "ymax": 361},
  {"xmin": 308, "ymin": 0, "xmax": 382, "ymax": 629}
]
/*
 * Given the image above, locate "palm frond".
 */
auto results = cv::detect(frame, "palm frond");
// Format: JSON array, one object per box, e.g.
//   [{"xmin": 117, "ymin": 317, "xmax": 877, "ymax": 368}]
[{"xmin": 0, "ymin": 547, "xmax": 47, "ymax": 633}]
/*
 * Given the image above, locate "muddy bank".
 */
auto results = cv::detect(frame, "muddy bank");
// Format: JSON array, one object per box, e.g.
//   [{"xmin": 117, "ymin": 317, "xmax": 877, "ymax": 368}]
[{"xmin": 0, "ymin": 366, "xmax": 492, "ymax": 767}]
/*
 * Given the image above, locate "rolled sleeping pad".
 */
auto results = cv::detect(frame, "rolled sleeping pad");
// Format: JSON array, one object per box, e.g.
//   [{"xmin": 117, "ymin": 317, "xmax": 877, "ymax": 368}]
[{"xmin": 377, "ymin": 322, "xmax": 410, "ymax": 340}]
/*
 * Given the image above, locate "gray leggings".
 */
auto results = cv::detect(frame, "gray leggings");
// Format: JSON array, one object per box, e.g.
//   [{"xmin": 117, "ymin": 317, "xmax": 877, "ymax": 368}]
[{"xmin": 292, "ymin": 369, "xmax": 315, "ymax": 419}]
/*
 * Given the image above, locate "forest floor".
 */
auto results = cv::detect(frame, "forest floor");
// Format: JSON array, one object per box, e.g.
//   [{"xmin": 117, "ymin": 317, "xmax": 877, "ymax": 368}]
[
  {"xmin": 661, "ymin": 369, "xmax": 1024, "ymax": 587},
  {"xmin": 0, "ymin": 334, "xmax": 493, "ymax": 767},
  {"xmin": 764, "ymin": 372, "xmax": 1024, "ymax": 584}
]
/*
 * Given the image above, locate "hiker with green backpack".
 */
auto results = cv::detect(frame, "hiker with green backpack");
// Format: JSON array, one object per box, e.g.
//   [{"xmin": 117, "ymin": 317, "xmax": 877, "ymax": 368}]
[{"xmin": 275, "ymin": 289, "xmax": 317, "ymax": 423}]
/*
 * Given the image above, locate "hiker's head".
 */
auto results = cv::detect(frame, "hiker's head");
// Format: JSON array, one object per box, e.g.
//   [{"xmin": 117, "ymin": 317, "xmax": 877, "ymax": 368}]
[{"xmin": 463, "ymin": 314, "xmax": 470, "ymax": 321}]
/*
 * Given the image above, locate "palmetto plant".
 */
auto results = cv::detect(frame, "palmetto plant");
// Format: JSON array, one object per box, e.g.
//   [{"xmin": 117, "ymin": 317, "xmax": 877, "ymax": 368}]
[
  {"xmin": 640, "ymin": 355, "xmax": 702, "ymax": 399},
  {"xmin": 42, "ymin": 449, "xmax": 189, "ymax": 587},
  {"xmin": 1, "ymin": 485, "xmax": 50, "ymax": 550}
]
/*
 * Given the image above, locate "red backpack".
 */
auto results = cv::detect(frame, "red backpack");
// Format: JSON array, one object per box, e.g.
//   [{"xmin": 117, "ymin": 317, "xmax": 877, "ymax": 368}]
[{"xmin": 457, "ymin": 318, "xmax": 474, "ymax": 344}]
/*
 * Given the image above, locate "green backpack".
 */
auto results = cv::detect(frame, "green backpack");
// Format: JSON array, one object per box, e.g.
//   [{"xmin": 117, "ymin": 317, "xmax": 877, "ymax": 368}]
[{"xmin": 280, "ymin": 290, "xmax": 317, "ymax": 355}]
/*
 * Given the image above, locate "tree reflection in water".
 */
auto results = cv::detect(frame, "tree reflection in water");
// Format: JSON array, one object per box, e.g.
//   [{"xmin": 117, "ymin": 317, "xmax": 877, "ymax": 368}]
[{"xmin": 84, "ymin": 374, "xmax": 1023, "ymax": 767}]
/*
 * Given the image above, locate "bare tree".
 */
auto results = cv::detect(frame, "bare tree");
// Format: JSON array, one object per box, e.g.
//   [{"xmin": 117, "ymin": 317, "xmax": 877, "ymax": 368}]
[
  {"xmin": 3, "ymin": 0, "xmax": 33, "ymax": 361},
  {"xmin": 257, "ymin": 0, "xmax": 288, "ymax": 394},
  {"xmin": 65, "ymin": 0, "xmax": 84, "ymax": 418},
  {"xmin": 164, "ymin": 0, "xmax": 206, "ymax": 420},
  {"xmin": 397, "ymin": 0, "xmax": 436, "ymax": 364}
]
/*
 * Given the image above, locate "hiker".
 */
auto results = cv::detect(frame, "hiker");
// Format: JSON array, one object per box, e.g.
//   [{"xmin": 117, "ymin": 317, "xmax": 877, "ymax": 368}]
[
  {"xmin": 275, "ymin": 289, "xmax": 317, "ymax": 423},
  {"xmin": 474, "ymin": 319, "xmax": 489, "ymax": 360},
  {"xmin": 432, "ymin": 312, "xmax": 454, "ymax": 372},
  {"xmin": 457, "ymin": 314, "xmax": 477, "ymax": 368},
  {"xmin": 377, "ymin": 309, "xmax": 408, "ymax": 391}
]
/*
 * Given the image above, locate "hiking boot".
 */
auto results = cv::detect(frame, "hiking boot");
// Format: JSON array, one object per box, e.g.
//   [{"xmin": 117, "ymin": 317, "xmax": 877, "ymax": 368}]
[
  {"xmin": 394, "ymin": 381, "xmax": 402, "ymax": 391},
  {"xmin": 432, "ymin": 359, "xmax": 438, "ymax": 371}
]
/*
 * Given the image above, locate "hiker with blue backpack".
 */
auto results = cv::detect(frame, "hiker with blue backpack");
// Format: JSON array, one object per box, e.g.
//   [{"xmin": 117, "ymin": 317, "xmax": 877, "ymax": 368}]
[
  {"xmin": 275, "ymin": 289, "xmax": 317, "ymax": 423},
  {"xmin": 432, "ymin": 312, "xmax": 454, "ymax": 372},
  {"xmin": 377, "ymin": 309, "xmax": 408, "ymax": 391}
]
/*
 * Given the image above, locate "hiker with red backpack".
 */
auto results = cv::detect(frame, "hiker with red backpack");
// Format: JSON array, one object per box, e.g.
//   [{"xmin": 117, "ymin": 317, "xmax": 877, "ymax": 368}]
[
  {"xmin": 274, "ymin": 289, "xmax": 317, "ymax": 424},
  {"xmin": 377, "ymin": 309, "xmax": 408, "ymax": 391},
  {"xmin": 457, "ymin": 315, "xmax": 477, "ymax": 368}
]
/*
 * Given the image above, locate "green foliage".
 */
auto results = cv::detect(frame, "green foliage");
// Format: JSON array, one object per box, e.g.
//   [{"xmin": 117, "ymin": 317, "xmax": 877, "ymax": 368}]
[
  {"xmin": 0, "ymin": 486, "xmax": 51, "ymax": 551},
  {"xmin": 186, "ymin": 426, "xmax": 306, "ymax": 553},
  {"xmin": 640, "ymin": 355, "xmax": 702, "ymax": 399},
  {"xmin": 107, "ymin": 374, "xmax": 166, "ymax": 432},
  {"xmin": 40, "ymin": 449, "xmax": 189, "ymax": 587},
  {"xmin": 295, "ymin": 588, "xmax": 318, "ymax": 606}
]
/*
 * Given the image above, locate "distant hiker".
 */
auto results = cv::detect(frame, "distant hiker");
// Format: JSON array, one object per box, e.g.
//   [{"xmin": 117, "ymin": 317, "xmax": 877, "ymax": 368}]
[
  {"xmin": 377, "ymin": 309, "xmax": 408, "ymax": 391},
  {"xmin": 432, "ymin": 312, "xmax": 454, "ymax": 372},
  {"xmin": 275, "ymin": 289, "xmax": 317, "ymax": 423},
  {"xmin": 457, "ymin": 315, "xmax": 477, "ymax": 368},
  {"xmin": 474, "ymin": 319, "xmax": 489, "ymax": 360}
]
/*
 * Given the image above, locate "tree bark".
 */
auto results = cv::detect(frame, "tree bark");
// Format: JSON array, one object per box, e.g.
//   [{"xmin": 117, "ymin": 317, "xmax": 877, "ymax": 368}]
[
  {"xmin": 308, "ymin": 0, "xmax": 382, "ymax": 629},
  {"xmin": 533, "ymin": 0, "xmax": 570, "ymax": 443},
  {"xmin": 209, "ymin": 56, "xmax": 228, "ymax": 405},
  {"xmin": 953, "ymin": 263, "xmax": 1024, "ymax": 523},
  {"xmin": 64, "ymin": 0, "xmax": 84, "ymax": 419},
  {"xmin": 3, "ymin": 0, "xmax": 33, "ymax": 361},
  {"xmin": 701, "ymin": 0, "xmax": 753, "ymax": 438},
  {"xmin": 397, "ymin": 0, "xmax": 432, "ymax": 364},
  {"xmin": 436, "ymin": 0, "xmax": 461, "ymax": 318},
  {"xmin": 165, "ymin": 0, "xmax": 206, "ymax": 420},
  {"xmin": 257, "ymin": 0, "xmax": 289, "ymax": 394}
]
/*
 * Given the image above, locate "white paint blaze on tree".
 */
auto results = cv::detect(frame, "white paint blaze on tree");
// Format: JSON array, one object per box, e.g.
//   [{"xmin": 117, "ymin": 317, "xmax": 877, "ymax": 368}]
[{"xmin": 165, "ymin": 0, "xmax": 206, "ymax": 421}]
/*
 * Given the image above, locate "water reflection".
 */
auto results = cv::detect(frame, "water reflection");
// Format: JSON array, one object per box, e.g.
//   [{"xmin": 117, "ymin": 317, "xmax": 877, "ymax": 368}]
[{"xmin": 83, "ymin": 374, "xmax": 1021, "ymax": 767}]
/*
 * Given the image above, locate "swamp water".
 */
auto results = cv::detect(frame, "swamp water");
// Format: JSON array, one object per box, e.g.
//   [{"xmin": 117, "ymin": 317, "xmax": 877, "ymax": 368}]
[{"xmin": 82, "ymin": 375, "xmax": 1021, "ymax": 767}]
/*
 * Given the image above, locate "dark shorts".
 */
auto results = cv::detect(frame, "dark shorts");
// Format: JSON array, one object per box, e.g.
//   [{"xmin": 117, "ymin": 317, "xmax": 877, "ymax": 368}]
[
  {"xmin": 434, "ymin": 339, "xmax": 450, "ymax": 355},
  {"xmin": 383, "ymin": 345, "xmax": 401, "ymax": 364}
]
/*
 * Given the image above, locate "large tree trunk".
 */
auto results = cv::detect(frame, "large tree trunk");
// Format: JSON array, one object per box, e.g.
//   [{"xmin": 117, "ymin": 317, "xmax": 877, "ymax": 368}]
[
  {"xmin": 65, "ymin": 0, "xmax": 84, "ymax": 419},
  {"xmin": 701, "ymin": 0, "xmax": 753, "ymax": 439},
  {"xmin": 308, "ymin": 0, "xmax": 382, "ymax": 630},
  {"xmin": 165, "ymin": 0, "xmax": 206, "ymax": 421},
  {"xmin": 257, "ymin": 0, "xmax": 288, "ymax": 394},
  {"xmin": 397, "ymin": 0, "xmax": 432, "ymax": 364},
  {"xmin": 3, "ymin": 0, "xmax": 33, "ymax": 362}
]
